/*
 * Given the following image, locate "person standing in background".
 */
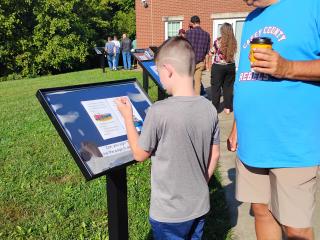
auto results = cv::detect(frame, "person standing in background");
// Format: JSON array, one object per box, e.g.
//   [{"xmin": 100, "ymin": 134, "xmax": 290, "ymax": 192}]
[
  {"xmin": 210, "ymin": 23, "xmax": 237, "ymax": 114},
  {"xmin": 105, "ymin": 37, "xmax": 115, "ymax": 70},
  {"xmin": 186, "ymin": 16, "xmax": 211, "ymax": 95},
  {"xmin": 112, "ymin": 35, "xmax": 121, "ymax": 70},
  {"xmin": 178, "ymin": 29, "xmax": 186, "ymax": 38},
  {"xmin": 121, "ymin": 33, "xmax": 132, "ymax": 70},
  {"xmin": 131, "ymin": 38, "xmax": 137, "ymax": 51},
  {"xmin": 131, "ymin": 38, "xmax": 137, "ymax": 69}
]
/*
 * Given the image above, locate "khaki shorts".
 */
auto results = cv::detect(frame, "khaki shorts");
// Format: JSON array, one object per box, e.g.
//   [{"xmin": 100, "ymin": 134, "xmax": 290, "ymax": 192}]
[{"xmin": 236, "ymin": 158, "xmax": 319, "ymax": 228}]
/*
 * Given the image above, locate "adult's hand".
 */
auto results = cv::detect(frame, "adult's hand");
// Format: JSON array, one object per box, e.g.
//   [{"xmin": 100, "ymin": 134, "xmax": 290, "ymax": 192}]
[{"xmin": 251, "ymin": 48, "xmax": 293, "ymax": 79}]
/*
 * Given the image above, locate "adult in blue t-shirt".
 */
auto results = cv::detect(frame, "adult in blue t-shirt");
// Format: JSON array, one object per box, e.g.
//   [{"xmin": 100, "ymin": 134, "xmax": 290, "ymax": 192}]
[
  {"xmin": 228, "ymin": 0, "xmax": 320, "ymax": 239},
  {"xmin": 105, "ymin": 37, "xmax": 115, "ymax": 70}
]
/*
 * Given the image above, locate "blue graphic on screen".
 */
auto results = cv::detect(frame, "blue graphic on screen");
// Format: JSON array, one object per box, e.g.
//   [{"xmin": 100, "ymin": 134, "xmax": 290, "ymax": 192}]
[
  {"xmin": 43, "ymin": 81, "xmax": 151, "ymax": 176},
  {"xmin": 140, "ymin": 60, "xmax": 163, "ymax": 90}
]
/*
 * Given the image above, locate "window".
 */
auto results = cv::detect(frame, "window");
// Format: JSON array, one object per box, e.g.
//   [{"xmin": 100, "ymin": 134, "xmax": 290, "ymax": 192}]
[
  {"xmin": 165, "ymin": 21, "xmax": 182, "ymax": 40},
  {"xmin": 213, "ymin": 18, "xmax": 245, "ymax": 67}
]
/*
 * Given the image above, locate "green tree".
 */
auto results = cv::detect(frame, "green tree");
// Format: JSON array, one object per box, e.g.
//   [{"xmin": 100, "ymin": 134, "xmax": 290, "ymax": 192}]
[
  {"xmin": 0, "ymin": 0, "xmax": 36, "ymax": 77},
  {"xmin": 112, "ymin": 9, "xmax": 136, "ymax": 38},
  {"xmin": 0, "ymin": 0, "xmax": 136, "ymax": 79}
]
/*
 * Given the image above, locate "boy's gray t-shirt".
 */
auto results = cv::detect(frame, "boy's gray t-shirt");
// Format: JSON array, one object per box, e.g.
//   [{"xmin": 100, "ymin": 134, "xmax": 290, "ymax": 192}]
[{"xmin": 138, "ymin": 96, "xmax": 220, "ymax": 223}]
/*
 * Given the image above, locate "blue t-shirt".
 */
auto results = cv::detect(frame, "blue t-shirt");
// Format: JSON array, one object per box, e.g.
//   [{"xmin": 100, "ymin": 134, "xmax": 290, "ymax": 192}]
[
  {"xmin": 105, "ymin": 42, "xmax": 115, "ymax": 55},
  {"xmin": 234, "ymin": 0, "xmax": 320, "ymax": 168}
]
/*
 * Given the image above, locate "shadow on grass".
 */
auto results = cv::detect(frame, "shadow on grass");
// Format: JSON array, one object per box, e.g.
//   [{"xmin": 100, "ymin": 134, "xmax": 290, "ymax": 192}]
[
  {"xmin": 145, "ymin": 230, "xmax": 153, "ymax": 240},
  {"xmin": 203, "ymin": 175, "xmax": 233, "ymax": 240}
]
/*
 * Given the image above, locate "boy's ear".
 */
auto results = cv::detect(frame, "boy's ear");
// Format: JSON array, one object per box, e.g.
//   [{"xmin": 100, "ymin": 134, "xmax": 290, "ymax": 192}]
[{"xmin": 163, "ymin": 64, "xmax": 174, "ymax": 78}]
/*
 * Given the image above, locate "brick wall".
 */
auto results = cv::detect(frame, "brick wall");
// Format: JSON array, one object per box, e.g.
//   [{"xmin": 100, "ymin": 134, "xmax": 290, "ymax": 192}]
[{"xmin": 135, "ymin": 0, "xmax": 252, "ymax": 48}]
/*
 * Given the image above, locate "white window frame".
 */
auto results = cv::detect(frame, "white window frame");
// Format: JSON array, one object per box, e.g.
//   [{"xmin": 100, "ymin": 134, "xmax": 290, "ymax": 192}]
[
  {"xmin": 213, "ymin": 18, "xmax": 245, "ymax": 40},
  {"xmin": 165, "ymin": 21, "xmax": 183, "ymax": 40}
]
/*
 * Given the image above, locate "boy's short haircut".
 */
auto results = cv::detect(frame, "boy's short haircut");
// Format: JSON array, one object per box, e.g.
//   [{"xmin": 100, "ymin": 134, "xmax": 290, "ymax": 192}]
[
  {"xmin": 155, "ymin": 36, "xmax": 196, "ymax": 77},
  {"xmin": 191, "ymin": 15, "xmax": 200, "ymax": 24}
]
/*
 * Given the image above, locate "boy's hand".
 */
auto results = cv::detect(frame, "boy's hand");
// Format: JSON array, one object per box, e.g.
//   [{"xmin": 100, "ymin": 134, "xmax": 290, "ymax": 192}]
[{"xmin": 115, "ymin": 97, "xmax": 133, "ymax": 121}]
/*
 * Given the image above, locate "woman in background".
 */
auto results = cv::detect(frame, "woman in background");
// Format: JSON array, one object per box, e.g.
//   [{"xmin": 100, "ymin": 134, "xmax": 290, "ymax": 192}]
[{"xmin": 210, "ymin": 23, "xmax": 237, "ymax": 114}]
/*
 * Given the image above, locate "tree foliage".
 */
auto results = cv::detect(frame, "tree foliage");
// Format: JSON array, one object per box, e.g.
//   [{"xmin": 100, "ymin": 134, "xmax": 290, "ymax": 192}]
[{"xmin": 0, "ymin": 0, "xmax": 136, "ymax": 79}]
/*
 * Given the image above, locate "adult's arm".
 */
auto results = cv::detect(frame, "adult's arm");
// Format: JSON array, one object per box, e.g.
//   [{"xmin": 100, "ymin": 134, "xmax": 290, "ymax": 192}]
[
  {"xmin": 113, "ymin": 44, "xmax": 117, "ymax": 55},
  {"xmin": 227, "ymin": 120, "xmax": 238, "ymax": 152},
  {"xmin": 252, "ymin": 48, "xmax": 320, "ymax": 81},
  {"xmin": 206, "ymin": 33, "xmax": 211, "ymax": 55}
]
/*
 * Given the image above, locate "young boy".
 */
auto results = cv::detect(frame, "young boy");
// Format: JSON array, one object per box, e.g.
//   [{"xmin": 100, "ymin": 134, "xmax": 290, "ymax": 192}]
[{"xmin": 116, "ymin": 36, "xmax": 220, "ymax": 239}]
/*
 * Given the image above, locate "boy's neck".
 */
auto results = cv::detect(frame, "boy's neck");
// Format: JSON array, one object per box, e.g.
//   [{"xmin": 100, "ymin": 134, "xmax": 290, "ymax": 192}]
[{"xmin": 171, "ymin": 76, "xmax": 196, "ymax": 97}]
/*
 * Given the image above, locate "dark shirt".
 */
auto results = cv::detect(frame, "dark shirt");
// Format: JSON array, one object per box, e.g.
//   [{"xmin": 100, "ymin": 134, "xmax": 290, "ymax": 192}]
[
  {"xmin": 186, "ymin": 26, "xmax": 210, "ymax": 64},
  {"xmin": 121, "ymin": 38, "xmax": 132, "ymax": 52}
]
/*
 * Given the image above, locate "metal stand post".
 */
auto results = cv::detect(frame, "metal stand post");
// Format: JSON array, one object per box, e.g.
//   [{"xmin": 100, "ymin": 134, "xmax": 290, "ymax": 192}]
[
  {"xmin": 100, "ymin": 54, "xmax": 106, "ymax": 73},
  {"xmin": 143, "ymin": 69, "xmax": 149, "ymax": 93},
  {"xmin": 106, "ymin": 168, "xmax": 128, "ymax": 240}
]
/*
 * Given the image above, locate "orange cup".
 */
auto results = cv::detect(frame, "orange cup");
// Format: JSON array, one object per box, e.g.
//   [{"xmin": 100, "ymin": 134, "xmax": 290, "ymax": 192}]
[{"xmin": 250, "ymin": 37, "xmax": 273, "ymax": 63}]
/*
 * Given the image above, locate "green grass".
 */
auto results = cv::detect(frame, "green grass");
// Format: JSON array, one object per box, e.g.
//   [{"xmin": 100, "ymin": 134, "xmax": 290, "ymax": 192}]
[{"xmin": 0, "ymin": 69, "xmax": 232, "ymax": 239}]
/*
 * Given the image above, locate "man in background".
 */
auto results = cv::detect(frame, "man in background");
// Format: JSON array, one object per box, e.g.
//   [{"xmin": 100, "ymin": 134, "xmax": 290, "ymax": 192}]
[
  {"xmin": 121, "ymin": 33, "xmax": 132, "ymax": 70},
  {"xmin": 186, "ymin": 15, "xmax": 210, "ymax": 95},
  {"xmin": 131, "ymin": 38, "xmax": 137, "ymax": 69}
]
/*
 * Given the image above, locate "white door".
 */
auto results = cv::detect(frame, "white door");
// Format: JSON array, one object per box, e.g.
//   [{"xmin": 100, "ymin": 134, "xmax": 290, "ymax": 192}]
[{"xmin": 213, "ymin": 18, "xmax": 245, "ymax": 67}]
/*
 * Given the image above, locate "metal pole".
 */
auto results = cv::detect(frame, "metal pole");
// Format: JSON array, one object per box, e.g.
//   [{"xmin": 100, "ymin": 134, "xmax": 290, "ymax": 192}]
[
  {"xmin": 106, "ymin": 168, "xmax": 128, "ymax": 240},
  {"xmin": 100, "ymin": 54, "xmax": 106, "ymax": 73},
  {"xmin": 143, "ymin": 69, "xmax": 149, "ymax": 93}
]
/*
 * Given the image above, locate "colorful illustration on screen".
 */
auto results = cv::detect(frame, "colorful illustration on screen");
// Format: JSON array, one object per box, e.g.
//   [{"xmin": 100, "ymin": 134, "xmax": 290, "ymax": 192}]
[
  {"xmin": 94, "ymin": 113, "xmax": 112, "ymax": 122},
  {"xmin": 133, "ymin": 116, "xmax": 143, "ymax": 128}
]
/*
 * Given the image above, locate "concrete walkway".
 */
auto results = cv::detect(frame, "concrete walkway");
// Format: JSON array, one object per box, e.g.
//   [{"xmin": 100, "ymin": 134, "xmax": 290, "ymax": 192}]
[{"xmin": 201, "ymin": 71, "xmax": 320, "ymax": 240}]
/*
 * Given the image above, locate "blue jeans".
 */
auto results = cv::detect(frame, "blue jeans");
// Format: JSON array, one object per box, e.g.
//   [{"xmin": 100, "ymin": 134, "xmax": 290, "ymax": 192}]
[
  {"xmin": 149, "ymin": 216, "xmax": 205, "ymax": 240},
  {"xmin": 113, "ymin": 53, "xmax": 120, "ymax": 69},
  {"xmin": 122, "ymin": 51, "xmax": 132, "ymax": 69},
  {"xmin": 106, "ymin": 54, "xmax": 113, "ymax": 70}
]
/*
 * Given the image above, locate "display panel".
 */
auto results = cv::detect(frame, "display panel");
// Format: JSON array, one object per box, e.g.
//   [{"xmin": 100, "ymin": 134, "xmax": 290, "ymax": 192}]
[
  {"xmin": 37, "ymin": 79, "xmax": 152, "ymax": 180},
  {"xmin": 140, "ymin": 60, "xmax": 163, "ymax": 90},
  {"xmin": 132, "ymin": 48, "xmax": 154, "ymax": 61}
]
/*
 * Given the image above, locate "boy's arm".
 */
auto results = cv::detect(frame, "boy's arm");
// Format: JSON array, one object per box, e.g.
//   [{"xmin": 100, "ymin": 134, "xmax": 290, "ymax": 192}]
[
  {"xmin": 207, "ymin": 113, "xmax": 220, "ymax": 182},
  {"xmin": 116, "ymin": 97, "xmax": 151, "ymax": 162},
  {"xmin": 123, "ymin": 119, "xmax": 151, "ymax": 162},
  {"xmin": 206, "ymin": 144, "xmax": 220, "ymax": 182}
]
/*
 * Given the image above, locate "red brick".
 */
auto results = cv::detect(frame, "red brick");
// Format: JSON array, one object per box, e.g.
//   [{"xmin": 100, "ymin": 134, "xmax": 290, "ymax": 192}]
[{"xmin": 135, "ymin": 0, "xmax": 252, "ymax": 48}]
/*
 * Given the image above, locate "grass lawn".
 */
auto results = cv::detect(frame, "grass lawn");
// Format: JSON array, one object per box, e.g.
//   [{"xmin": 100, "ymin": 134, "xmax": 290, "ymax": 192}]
[{"xmin": 0, "ymin": 69, "xmax": 232, "ymax": 239}]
